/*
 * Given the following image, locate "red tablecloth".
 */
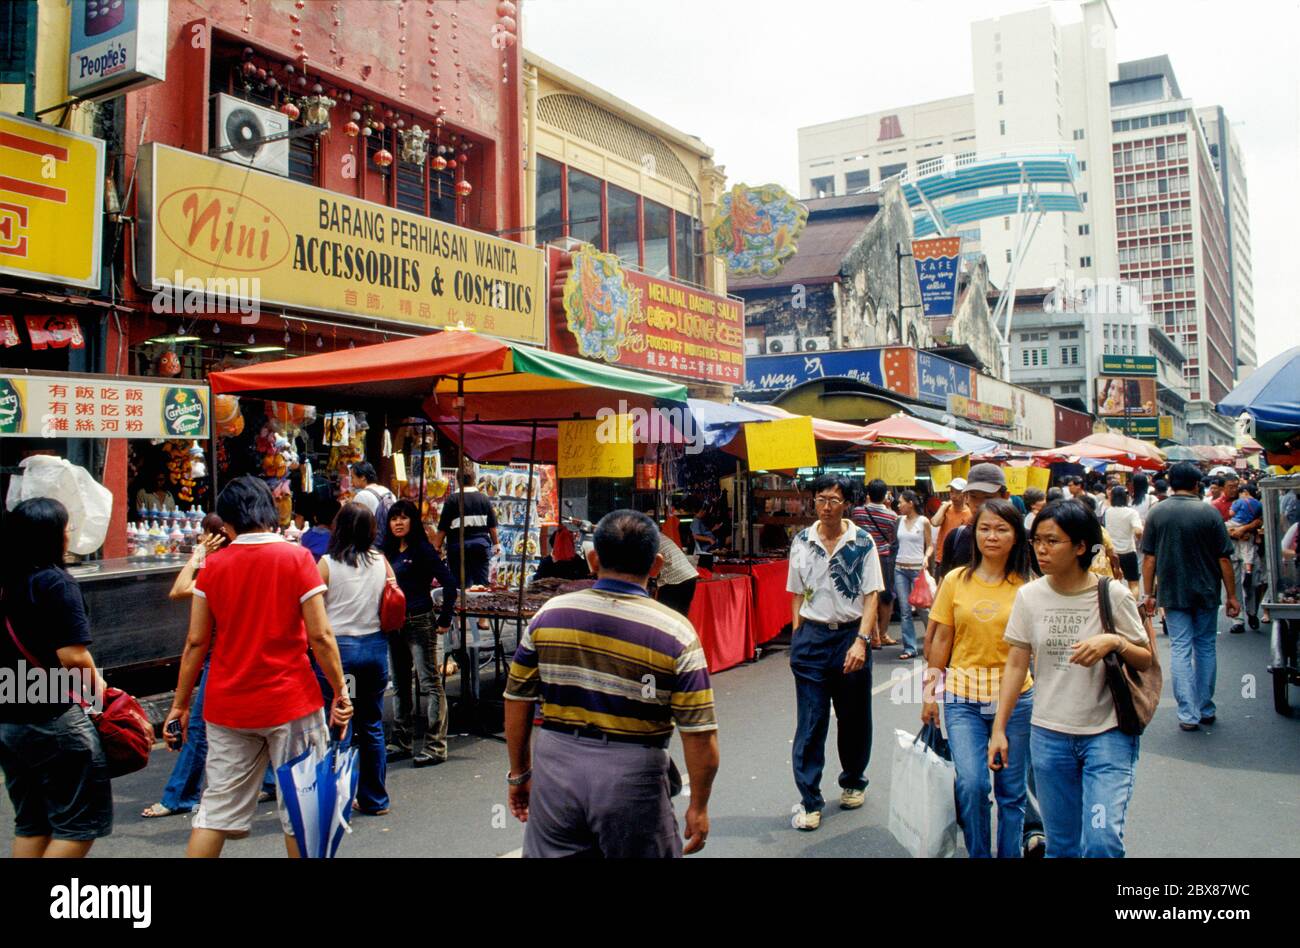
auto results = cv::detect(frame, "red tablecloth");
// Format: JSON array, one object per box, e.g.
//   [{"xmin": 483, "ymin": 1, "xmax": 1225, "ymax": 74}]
[
  {"xmin": 713, "ymin": 559, "xmax": 792, "ymax": 646},
  {"xmin": 688, "ymin": 575, "xmax": 755, "ymax": 674}
]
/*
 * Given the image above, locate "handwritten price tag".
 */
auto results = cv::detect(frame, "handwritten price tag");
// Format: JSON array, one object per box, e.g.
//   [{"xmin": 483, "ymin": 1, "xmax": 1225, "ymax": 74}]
[{"xmin": 557, "ymin": 416, "xmax": 633, "ymax": 479}]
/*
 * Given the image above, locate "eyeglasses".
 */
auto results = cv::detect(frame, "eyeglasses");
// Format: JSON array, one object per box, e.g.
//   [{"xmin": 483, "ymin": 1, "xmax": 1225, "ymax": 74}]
[
  {"xmin": 814, "ymin": 496, "xmax": 845, "ymax": 507},
  {"xmin": 1031, "ymin": 536, "xmax": 1071, "ymax": 549}
]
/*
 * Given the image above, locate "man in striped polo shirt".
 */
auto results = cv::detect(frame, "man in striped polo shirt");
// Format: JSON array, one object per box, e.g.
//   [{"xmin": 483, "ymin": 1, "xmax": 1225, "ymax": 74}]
[{"xmin": 504, "ymin": 510, "xmax": 719, "ymax": 858}]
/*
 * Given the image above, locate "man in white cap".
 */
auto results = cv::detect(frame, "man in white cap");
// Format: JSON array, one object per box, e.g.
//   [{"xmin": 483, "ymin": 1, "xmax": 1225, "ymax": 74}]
[
  {"xmin": 936, "ymin": 465, "xmax": 1007, "ymax": 578},
  {"xmin": 930, "ymin": 476, "xmax": 970, "ymax": 576}
]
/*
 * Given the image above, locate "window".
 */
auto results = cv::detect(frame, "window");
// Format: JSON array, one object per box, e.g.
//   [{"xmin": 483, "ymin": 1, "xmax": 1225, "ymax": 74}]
[
  {"xmin": 1004, "ymin": 217, "xmax": 1011, "ymax": 231},
  {"xmin": 607, "ymin": 184, "xmax": 639, "ymax": 266},
  {"xmin": 1079, "ymin": 160, "xmax": 1087, "ymax": 172},
  {"xmin": 879, "ymin": 162, "xmax": 908, "ymax": 181},
  {"xmin": 536, "ymin": 155, "xmax": 564, "ymax": 245},
  {"xmin": 1022, "ymin": 349, "xmax": 1031, "ymax": 367},
  {"xmin": 1078, "ymin": 224, "xmax": 1090, "ymax": 236},
  {"xmin": 1006, "ymin": 249, "xmax": 1012, "ymax": 263},
  {"xmin": 643, "ymin": 199, "xmax": 670, "ymax": 278},
  {"xmin": 1073, "ymin": 129, "xmax": 1085, "ymax": 140},
  {"xmin": 810, "ymin": 175, "xmax": 835, "ymax": 198},
  {"xmin": 0, "ymin": 0, "xmax": 29, "ymax": 81},
  {"xmin": 1080, "ymin": 191, "xmax": 1088, "ymax": 204},
  {"xmin": 845, "ymin": 169, "xmax": 870, "ymax": 192},
  {"xmin": 1080, "ymin": 256, "xmax": 1092, "ymax": 268},
  {"xmin": 1000, "ymin": 120, "xmax": 1006, "ymax": 136},
  {"xmin": 567, "ymin": 168, "xmax": 603, "ymax": 249},
  {"xmin": 674, "ymin": 210, "xmax": 699, "ymax": 285},
  {"xmin": 998, "ymin": 90, "xmax": 1004, "ymax": 105}
]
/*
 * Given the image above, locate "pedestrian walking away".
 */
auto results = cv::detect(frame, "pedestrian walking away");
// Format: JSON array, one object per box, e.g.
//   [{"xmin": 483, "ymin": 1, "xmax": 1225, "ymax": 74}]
[
  {"xmin": 1140, "ymin": 462, "xmax": 1239, "ymax": 731},
  {"xmin": 893, "ymin": 489, "xmax": 934, "ymax": 660},
  {"xmin": 924, "ymin": 499, "xmax": 1034, "ymax": 858},
  {"xmin": 0, "ymin": 499, "xmax": 113, "ymax": 858},
  {"xmin": 852, "ymin": 478, "xmax": 900, "ymax": 649},
  {"xmin": 993, "ymin": 500, "xmax": 1154, "ymax": 858},
  {"xmin": 503, "ymin": 510, "xmax": 719, "ymax": 858},
  {"xmin": 785, "ymin": 474, "xmax": 884, "ymax": 831}
]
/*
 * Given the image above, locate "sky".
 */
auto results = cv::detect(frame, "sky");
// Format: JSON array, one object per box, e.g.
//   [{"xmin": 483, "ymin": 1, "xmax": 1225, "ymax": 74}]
[{"xmin": 523, "ymin": 0, "xmax": 1300, "ymax": 367}]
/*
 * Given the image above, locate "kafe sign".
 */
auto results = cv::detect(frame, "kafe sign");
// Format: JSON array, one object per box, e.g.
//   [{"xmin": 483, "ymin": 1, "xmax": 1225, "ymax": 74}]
[
  {"xmin": 135, "ymin": 145, "xmax": 548, "ymax": 345},
  {"xmin": 67, "ymin": 0, "xmax": 167, "ymax": 101},
  {"xmin": 0, "ymin": 373, "xmax": 209, "ymax": 439}
]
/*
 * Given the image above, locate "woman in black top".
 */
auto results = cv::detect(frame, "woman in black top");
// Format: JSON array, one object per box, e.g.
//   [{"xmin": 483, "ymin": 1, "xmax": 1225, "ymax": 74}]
[
  {"xmin": 383, "ymin": 500, "xmax": 457, "ymax": 767},
  {"xmin": 0, "ymin": 498, "xmax": 112, "ymax": 857}
]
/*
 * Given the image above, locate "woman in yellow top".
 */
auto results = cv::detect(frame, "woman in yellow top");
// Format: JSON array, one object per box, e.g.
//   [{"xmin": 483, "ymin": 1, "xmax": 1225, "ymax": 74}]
[{"xmin": 922, "ymin": 499, "xmax": 1034, "ymax": 858}]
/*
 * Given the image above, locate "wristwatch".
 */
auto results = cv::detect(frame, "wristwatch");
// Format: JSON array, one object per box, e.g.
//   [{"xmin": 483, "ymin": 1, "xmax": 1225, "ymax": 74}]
[
  {"xmin": 856, "ymin": 632, "xmax": 872, "ymax": 643},
  {"xmin": 506, "ymin": 769, "xmax": 531, "ymax": 786}
]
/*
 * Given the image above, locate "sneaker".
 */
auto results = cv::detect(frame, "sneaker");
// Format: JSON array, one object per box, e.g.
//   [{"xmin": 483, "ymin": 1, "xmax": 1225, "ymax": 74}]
[
  {"xmin": 791, "ymin": 804, "xmax": 821, "ymax": 831},
  {"xmin": 839, "ymin": 788, "xmax": 866, "ymax": 810},
  {"xmin": 412, "ymin": 748, "xmax": 447, "ymax": 768},
  {"xmin": 1023, "ymin": 833, "xmax": 1046, "ymax": 858},
  {"xmin": 1229, "ymin": 622, "xmax": 1245, "ymax": 635}
]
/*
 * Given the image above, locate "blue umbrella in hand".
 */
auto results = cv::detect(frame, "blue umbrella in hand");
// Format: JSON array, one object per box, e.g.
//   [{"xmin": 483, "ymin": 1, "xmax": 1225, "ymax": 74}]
[{"xmin": 276, "ymin": 738, "xmax": 360, "ymax": 859}]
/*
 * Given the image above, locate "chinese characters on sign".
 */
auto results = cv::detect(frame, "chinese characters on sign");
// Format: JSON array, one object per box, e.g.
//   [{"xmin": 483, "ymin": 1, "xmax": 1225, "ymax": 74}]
[{"xmin": 0, "ymin": 374, "xmax": 209, "ymax": 439}]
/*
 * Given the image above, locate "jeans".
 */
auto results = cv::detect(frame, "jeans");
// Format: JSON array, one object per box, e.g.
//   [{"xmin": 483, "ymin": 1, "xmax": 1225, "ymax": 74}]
[
  {"xmin": 894, "ymin": 566, "xmax": 924, "ymax": 654},
  {"xmin": 1030, "ymin": 725, "xmax": 1139, "ymax": 858},
  {"xmin": 389, "ymin": 611, "xmax": 448, "ymax": 758},
  {"xmin": 944, "ymin": 688, "xmax": 1033, "ymax": 858},
  {"xmin": 161, "ymin": 662, "xmax": 273, "ymax": 811},
  {"xmin": 790, "ymin": 621, "xmax": 871, "ymax": 812},
  {"xmin": 1164, "ymin": 607, "xmax": 1218, "ymax": 725},
  {"xmin": 317, "ymin": 632, "xmax": 390, "ymax": 812}
]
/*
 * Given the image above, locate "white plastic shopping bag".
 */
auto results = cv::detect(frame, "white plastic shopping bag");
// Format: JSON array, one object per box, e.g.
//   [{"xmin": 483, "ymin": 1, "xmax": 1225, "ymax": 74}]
[
  {"xmin": 6, "ymin": 455, "xmax": 112, "ymax": 555},
  {"xmin": 888, "ymin": 726, "xmax": 959, "ymax": 858}
]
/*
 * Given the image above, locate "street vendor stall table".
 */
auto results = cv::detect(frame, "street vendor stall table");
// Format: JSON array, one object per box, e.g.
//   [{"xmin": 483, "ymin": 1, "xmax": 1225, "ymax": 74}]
[
  {"xmin": 714, "ymin": 558, "xmax": 792, "ymax": 646},
  {"xmin": 687, "ymin": 573, "xmax": 755, "ymax": 673}
]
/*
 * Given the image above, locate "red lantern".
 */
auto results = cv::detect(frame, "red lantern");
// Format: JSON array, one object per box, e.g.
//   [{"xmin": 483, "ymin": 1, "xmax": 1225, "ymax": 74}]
[
  {"xmin": 374, "ymin": 148, "xmax": 394, "ymax": 168},
  {"xmin": 280, "ymin": 101, "xmax": 300, "ymax": 121},
  {"xmin": 431, "ymin": 154, "xmax": 447, "ymax": 171},
  {"xmin": 455, "ymin": 179, "xmax": 472, "ymax": 198},
  {"xmin": 344, "ymin": 120, "xmax": 360, "ymax": 137}
]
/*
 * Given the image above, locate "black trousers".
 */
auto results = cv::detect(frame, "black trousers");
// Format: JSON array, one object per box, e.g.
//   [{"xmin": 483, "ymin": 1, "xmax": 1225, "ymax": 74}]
[{"xmin": 657, "ymin": 579, "xmax": 697, "ymax": 617}]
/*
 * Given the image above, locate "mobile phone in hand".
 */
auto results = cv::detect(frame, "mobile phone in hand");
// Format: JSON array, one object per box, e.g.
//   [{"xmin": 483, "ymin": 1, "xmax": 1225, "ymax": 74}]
[{"xmin": 164, "ymin": 718, "xmax": 184, "ymax": 749}]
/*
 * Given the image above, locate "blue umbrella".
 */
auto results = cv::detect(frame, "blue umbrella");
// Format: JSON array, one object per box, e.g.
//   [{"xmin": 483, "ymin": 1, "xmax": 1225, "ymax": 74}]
[
  {"xmin": 276, "ymin": 739, "xmax": 359, "ymax": 859},
  {"xmin": 1216, "ymin": 346, "xmax": 1300, "ymax": 449}
]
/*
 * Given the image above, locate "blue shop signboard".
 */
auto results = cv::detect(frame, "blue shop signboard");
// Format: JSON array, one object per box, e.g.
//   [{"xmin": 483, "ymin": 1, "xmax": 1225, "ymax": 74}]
[
  {"xmin": 911, "ymin": 237, "xmax": 962, "ymax": 318},
  {"xmin": 916, "ymin": 351, "xmax": 972, "ymax": 408},
  {"xmin": 740, "ymin": 347, "xmax": 919, "ymax": 399}
]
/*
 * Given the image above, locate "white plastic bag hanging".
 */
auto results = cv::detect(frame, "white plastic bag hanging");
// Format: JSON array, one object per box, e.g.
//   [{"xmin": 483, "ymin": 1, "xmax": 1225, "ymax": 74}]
[
  {"xmin": 887, "ymin": 727, "xmax": 959, "ymax": 858},
  {"xmin": 6, "ymin": 456, "xmax": 113, "ymax": 555}
]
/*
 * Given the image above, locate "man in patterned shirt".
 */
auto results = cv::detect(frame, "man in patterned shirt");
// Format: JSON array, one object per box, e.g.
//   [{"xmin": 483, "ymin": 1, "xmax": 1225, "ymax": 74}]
[
  {"xmin": 504, "ymin": 510, "xmax": 719, "ymax": 858},
  {"xmin": 785, "ymin": 474, "xmax": 884, "ymax": 832}
]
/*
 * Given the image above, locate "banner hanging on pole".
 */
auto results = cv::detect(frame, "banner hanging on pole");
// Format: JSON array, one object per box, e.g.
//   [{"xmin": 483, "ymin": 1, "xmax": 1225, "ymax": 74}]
[{"xmin": 912, "ymin": 237, "xmax": 963, "ymax": 318}]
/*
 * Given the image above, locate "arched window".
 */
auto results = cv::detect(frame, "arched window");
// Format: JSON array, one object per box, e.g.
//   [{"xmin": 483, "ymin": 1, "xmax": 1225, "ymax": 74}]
[
  {"xmin": 907, "ymin": 324, "xmax": 919, "ymax": 349},
  {"xmin": 886, "ymin": 313, "xmax": 901, "ymax": 344}
]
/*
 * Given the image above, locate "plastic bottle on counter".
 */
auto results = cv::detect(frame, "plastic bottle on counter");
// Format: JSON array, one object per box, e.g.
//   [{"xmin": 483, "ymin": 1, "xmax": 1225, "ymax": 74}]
[{"xmin": 169, "ymin": 523, "xmax": 186, "ymax": 555}]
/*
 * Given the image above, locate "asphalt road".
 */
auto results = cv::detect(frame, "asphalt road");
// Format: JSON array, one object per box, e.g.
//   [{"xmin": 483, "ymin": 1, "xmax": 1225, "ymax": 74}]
[{"xmin": 3, "ymin": 609, "xmax": 1296, "ymax": 858}]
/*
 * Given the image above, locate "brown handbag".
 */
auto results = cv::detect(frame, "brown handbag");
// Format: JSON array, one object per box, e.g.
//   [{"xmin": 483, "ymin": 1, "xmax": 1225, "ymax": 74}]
[{"xmin": 1096, "ymin": 577, "xmax": 1163, "ymax": 735}]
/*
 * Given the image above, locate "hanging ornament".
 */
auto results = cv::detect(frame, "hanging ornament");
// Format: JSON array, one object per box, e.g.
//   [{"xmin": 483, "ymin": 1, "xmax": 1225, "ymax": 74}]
[
  {"xmin": 456, "ymin": 179, "xmax": 472, "ymax": 198},
  {"xmin": 431, "ymin": 153, "xmax": 447, "ymax": 171},
  {"xmin": 374, "ymin": 147, "xmax": 394, "ymax": 169},
  {"xmin": 280, "ymin": 100, "xmax": 300, "ymax": 121},
  {"xmin": 159, "ymin": 349, "xmax": 182, "ymax": 377},
  {"xmin": 344, "ymin": 120, "xmax": 360, "ymax": 137}
]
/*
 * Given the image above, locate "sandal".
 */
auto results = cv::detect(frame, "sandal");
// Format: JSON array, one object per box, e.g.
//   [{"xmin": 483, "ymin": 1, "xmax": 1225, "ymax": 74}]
[
  {"xmin": 898, "ymin": 651, "xmax": 917, "ymax": 661},
  {"xmin": 879, "ymin": 636, "xmax": 900, "ymax": 647},
  {"xmin": 141, "ymin": 802, "xmax": 186, "ymax": 818}
]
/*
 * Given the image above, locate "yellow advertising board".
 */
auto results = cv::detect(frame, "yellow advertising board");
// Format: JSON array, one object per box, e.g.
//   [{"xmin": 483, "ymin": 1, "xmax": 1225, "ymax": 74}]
[
  {"xmin": 1026, "ymin": 466, "xmax": 1051, "ymax": 492},
  {"xmin": 930, "ymin": 463, "xmax": 953, "ymax": 492},
  {"xmin": 0, "ymin": 114, "xmax": 104, "ymax": 289},
  {"xmin": 953, "ymin": 457, "xmax": 971, "ymax": 480},
  {"xmin": 557, "ymin": 416, "xmax": 633, "ymax": 479},
  {"xmin": 866, "ymin": 451, "xmax": 916, "ymax": 486},
  {"xmin": 1002, "ymin": 466, "xmax": 1029, "ymax": 495},
  {"xmin": 744, "ymin": 415, "xmax": 817, "ymax": 471},
  {"xmin": 136, "ymin": 144, "xmax": 547, "ymax": 344}
]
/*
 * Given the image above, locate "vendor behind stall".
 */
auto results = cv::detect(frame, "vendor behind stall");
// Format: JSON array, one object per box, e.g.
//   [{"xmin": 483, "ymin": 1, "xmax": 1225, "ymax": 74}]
[{"xmin": 134, "ymin": 462, "xmax": 177, "ymax": 514}]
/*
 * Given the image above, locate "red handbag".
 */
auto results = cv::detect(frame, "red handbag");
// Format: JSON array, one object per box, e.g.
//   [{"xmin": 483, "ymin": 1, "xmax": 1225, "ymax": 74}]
[
  {"xmin": 5, "ymin": 615, "xmax": 152, "ymax": 778},
  {"xmin": 380, "ymin": 563, "xmax": 407, "ymax": 632}
]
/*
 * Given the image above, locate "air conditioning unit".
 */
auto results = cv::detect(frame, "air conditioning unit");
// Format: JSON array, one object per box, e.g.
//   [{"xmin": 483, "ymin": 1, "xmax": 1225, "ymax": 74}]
[
  {"xmin": 802, "ymin": 336, "xmax": 833, "ymax": 351},
  {"xmin": 213, "ymin": 94, "xmax": 290, "ymax": 177},
  {"xmin": 743, "ymin": 337, "xmax": 762, "ymax": 357},
  {"xmin": 765, "ymin": 335, "xmax": 797, "ymax": 354}
]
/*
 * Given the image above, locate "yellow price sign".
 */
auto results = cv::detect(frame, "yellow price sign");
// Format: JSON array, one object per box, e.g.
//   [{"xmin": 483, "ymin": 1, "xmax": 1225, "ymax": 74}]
[
  {"xmin": 745, "ymin": 415, "xmax": 817, "ymax": 471},
  {"xmin": 866, "ymin": 451, "xmax": 916, "ymax": 486},
  {"xmin": 952, "ymin": 456, "xmax": 971, "ymax": 480},
  {"xmin": 1026, "ymin": 466, "xmax": 1051, "ymax": 492},
  {"xmin": 557, "ymin": 415, "xmax": 633, "ymax": 479},
  {"xmin": 930, "ymin": 463, "xmax": 953, "ymax": 492},
  {"xmin": 1002, "ymin": 466, "xmax": 1029, "ymax": 495}
]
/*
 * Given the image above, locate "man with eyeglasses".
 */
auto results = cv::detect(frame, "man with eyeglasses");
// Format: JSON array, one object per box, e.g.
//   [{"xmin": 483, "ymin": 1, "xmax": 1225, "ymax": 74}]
[{"xmin": 784, "ymin": 475, "xmax": 884, "ymax": 832}]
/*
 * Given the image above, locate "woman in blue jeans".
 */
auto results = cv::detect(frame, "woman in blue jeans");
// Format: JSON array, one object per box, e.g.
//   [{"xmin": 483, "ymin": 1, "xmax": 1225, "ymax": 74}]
[
  {"xmin": 892, "ymin": 490, "xmax": 934, "ymax": 660},
  {"xmin": 923, "ymin": 499, "xmax": 1033, "ymax": 857},
  {"xmin": 317, "ymin": 503, "xmax": 392, "ymax": 815},
  {"xmin": 992, "ymin": 499, "xmax": 1154, "ymax": 858}
]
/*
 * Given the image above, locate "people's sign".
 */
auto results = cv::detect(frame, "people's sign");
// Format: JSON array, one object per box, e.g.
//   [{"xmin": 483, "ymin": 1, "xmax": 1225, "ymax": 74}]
[
  {"xmin": 911, "ymin": 237, "xmax": 962, "ymax": 317},
  {"xmin": 0, "ymin": 373, "xmax": 209, "ymax": 439}
]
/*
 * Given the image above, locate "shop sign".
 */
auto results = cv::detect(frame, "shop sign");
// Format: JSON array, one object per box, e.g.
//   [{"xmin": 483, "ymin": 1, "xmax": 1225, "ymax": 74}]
[
  {"xmin": 0, "ymin": 373, "xmax": 209, "ymax": 439},
  {"xmin": 745, "ymin": 415, "xmax": 817, "ymax": 471},
  {"xmin": 547, "ymin": 246, "xmax": 743, "ymax": 384},
  {"xmin": 1158, "ymin": 415, "xmax": 1174, "ymax": 441},
  {"xmin": 740, "ymin": 346, "xmax": 917, "ymax": 399},
  {"xmin": 1104, "ymin": 416, "xmax": 1160, "ymax": 441},
  {"xmin": 136, "ymin": 145, "xmax": 547, "ymax": 345},
  {"xmin": 67, "ymin": 0, "xmax": 167, "ymax": 101},
  {"xmin": 0, "ymin": 113, "xmax": 104, "ymax": 289},
  {"xmin": 557, "ymin": 416, "xmax": 633, "ymax": 479},
  {"xmin": 947, "ymin": 393, "xmax": 1012, "ymax": 429},
  {"xmin": 970, "ymin": 375, "xmax": 1056, "ymax": 448},
  {"xmin": 916, "ymin": 350, "xmax": 972, "ymax": 407},
  {"xmin": 1100, "ymin": 353, "xmax": 1158, "ymax": 377},
  {"xmin": 911, "ymin": 238, "xmax": 962, "ymax": 318},
  {"xmin": 1095, "ymin": 377, "xmax": 1157, "ymax": 417},
  {"xmin": 709, "ymin": 183, "xmax": 808, "ymax": 277},
  {"xmin": 865, "ymin": 451, "xmax": 915, "ymax": 486}
]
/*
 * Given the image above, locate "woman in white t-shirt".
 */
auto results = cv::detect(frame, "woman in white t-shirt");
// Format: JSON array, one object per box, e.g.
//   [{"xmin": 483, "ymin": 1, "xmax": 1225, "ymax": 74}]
[
  {"xmin": 989, "ymin": 500, "xmax": 1153, "ymax": 858},
  {"xmin": 1129, "ymin": 473, "xmax": 1155, "ymax": 522},
  {"xmin": 319, "ymin": 502, "xmax": 394, "ymax": 816},
  {"xmin": 1103, "ymin": 486, "xmax": 1144, "ymax": 597}
]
